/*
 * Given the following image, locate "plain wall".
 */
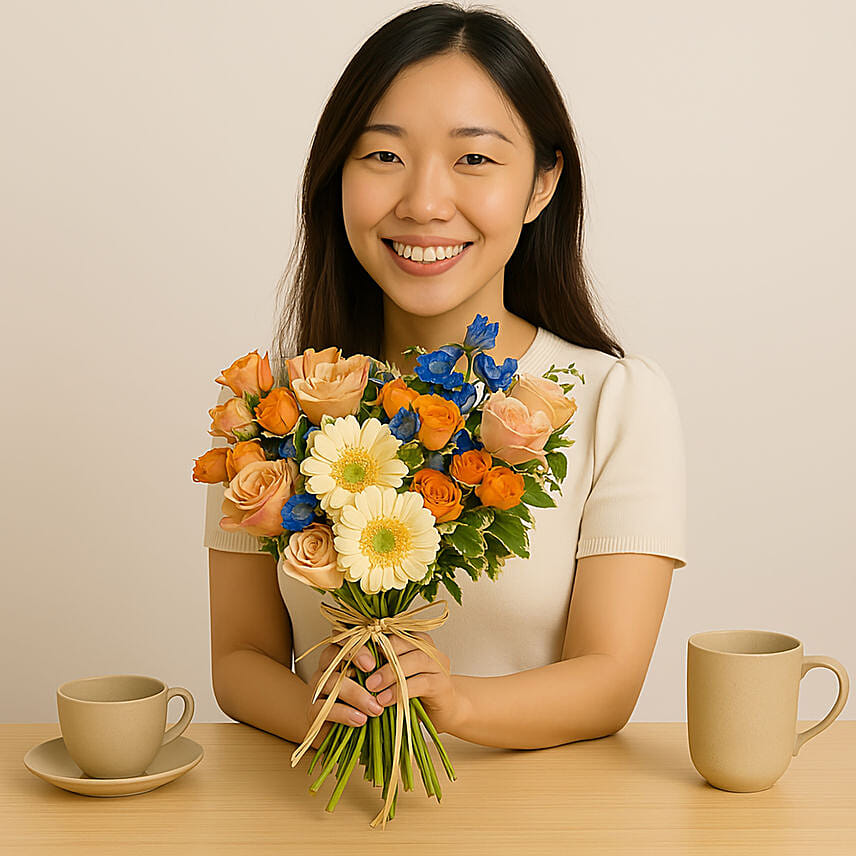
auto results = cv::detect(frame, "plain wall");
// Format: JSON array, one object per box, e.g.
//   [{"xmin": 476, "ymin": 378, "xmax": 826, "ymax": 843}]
[{"xmin": 2, "ymin": 0, "xmax": 853, "ymax": 728}]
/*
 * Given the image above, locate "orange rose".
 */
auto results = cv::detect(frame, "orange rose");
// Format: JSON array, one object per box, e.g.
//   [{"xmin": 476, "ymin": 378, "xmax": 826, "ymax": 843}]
[
  {"xmin": 449, "ymin": 448, "xmax": 493, "ymax": 485},
  {"xmin": 286, "ymin": 346, "xmax": 371, "ymax": 424},
  {"xmin": 220, "ymin": 458, "xmax": 300, "ymax": 537},
  {"xmin": 192, "ymin": 447, "xmax": 229, "ymax": 484},
  {"xmin": 474, "ymin": 465, "xmax": 526, "ymax": 510},
  {"xmin": 411, "ymin": 394, "xmax": 465, "ymax": 451},
  {"xmin": 409, "ymin": 468, "xmax": 463, "ymax": 523},
  {"xmin": 255, "ymin": 386, "xmax": 300, "ymax": 435},
  {"xmin": 208, "ymin": 395, "xmax": 258, "ymax": 443},
  {"xmin": 508, "ymin": 372, "xmax": 577, "ymax": 430},
  {"xmin": 216, "ymin": 350, "xmax": 274, "ymax": 397},
  {"xmin": 375, "ymin": 377, "xmax": 420, "ymax": 419},
  {"xmin": 226, "ymin": 439, "xmax": 267, "ymax": 480}
]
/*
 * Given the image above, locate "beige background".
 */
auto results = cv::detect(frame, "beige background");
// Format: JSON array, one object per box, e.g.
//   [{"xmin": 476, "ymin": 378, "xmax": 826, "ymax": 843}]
[{"xmin": 2, "ymin": 0, "xmax": 853, "ymax": 725}]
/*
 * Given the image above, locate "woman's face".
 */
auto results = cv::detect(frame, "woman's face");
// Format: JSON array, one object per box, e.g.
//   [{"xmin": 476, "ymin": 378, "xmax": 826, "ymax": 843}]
[{"xmin": 341, "ymin": 52, "xmax": 562, "ymax": 321}]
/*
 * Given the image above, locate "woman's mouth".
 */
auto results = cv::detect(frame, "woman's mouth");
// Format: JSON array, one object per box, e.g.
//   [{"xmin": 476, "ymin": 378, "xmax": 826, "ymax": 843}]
[{"xmin": 381, "ymin": 238, "xmax": 473, "ymax": 277}]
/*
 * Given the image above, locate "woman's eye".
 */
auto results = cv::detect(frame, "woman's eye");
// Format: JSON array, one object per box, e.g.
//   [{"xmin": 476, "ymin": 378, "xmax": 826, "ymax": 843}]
[{"xmin": 364, "ymin": 151, "xmax": 494, "ymax": 166}]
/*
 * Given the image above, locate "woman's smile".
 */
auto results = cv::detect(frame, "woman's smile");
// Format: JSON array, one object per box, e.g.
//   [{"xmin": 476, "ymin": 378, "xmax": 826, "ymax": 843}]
[{"xmin": 381, "ymin": 236, "xmax": 474, "ymax": 277}]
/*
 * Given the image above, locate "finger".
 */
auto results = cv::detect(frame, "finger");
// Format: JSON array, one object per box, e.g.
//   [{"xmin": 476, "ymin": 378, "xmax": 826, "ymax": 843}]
[
  {"xmin": 311, "ymin": 666, "xmax": 385, "ymax": 719},
  {"xmin": 319, "ymin": 641, "xmax": 376, "ymax": 673},
  {"xmin": 365, "ymin": 649, "xmax": 439, "ymax": 694},
  {"xmin": 376, "ymin": 673, "xmax": 434, "ymax": 707}
]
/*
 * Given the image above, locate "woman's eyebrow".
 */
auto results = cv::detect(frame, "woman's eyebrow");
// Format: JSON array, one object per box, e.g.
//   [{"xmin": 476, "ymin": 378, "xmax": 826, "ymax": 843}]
[{"xmin": 361, "ymin": 123, "xmax": 513, "ymax": 145}]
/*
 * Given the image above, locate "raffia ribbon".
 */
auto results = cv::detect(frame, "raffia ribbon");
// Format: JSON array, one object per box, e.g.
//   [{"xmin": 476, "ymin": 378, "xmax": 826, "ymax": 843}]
[{"xmin": 290, "ymin": 595, "xmax": 450, "ymax": 829}]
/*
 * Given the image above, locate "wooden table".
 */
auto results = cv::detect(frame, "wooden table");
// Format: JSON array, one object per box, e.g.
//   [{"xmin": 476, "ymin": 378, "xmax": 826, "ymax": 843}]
[{"xmin": 4, "ymin": 721, "xmax": 855, "ymax": 854}]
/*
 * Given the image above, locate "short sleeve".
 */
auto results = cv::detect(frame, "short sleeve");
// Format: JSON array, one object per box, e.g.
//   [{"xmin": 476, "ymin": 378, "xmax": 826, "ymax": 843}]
[
  {"xmin": 575, "ymin": 354, "xmax": 688, "ymax": 569},
  {"xmin": 202, "ymin": 384, "xmax": 264, "ymax": 554}
]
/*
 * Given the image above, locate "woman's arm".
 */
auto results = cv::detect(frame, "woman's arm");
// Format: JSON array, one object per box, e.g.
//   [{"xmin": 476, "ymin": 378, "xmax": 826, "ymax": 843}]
[
  {"xmin": 447, "ymin": 552, "xmax": 675, "ymax": 750},
  {"xmin": 209, "ymin": 548, "xmax": 330, "ymax": 749}
]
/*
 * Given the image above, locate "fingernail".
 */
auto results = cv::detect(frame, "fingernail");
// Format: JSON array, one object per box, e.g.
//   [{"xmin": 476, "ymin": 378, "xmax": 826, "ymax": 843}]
[
  {"xmin": 369, "ymin": 700, "xmax": 383, "ymax": 715},
  {"xmin": 351, "ymin": 710, "xmax": 367, "ymax": 724},
  {"xmin": 358, "ymin": 654, "xmax": 374, "ymax": 670}
]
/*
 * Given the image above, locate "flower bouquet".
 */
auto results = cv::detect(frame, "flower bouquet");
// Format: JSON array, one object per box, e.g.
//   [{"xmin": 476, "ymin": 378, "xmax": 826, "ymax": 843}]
[{"xmin": 192, "ymin": 314, "xmax": 584, "ymax": 829}]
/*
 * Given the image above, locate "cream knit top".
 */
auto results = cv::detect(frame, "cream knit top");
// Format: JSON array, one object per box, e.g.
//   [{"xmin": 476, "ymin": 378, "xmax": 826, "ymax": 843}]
[{"xmin": 203, "ymin": 327, "xmax": 688, "ymax": 684}]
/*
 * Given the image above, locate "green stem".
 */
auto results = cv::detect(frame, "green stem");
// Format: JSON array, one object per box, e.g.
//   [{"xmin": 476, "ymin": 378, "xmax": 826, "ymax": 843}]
[
  {"xmin": 307, "ymin": 721, "xmax": 341, "ymax": 775},
  {"xmin": 309, "ymin": 724, "xmax": 353, "ymax": 793},
  {"xmin": 325, "ymin": 725, "xmax": 366, "ymax": 813},
  {"xmin": 413, "ymin": 717, "xmax": 442, "ymax": 801},
  {"xmin": 412, "ymin": 698, "xmax": 456, "ymax": 781},
  {"xmin": 409, "ymin": 717, "xmax": 434, "ymax": 797}
]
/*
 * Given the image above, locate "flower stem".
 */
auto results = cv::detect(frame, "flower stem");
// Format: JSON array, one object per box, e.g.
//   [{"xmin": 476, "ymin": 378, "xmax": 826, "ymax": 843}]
[
  {"xmin": 326, "ymin": 724, "xmax": 366, "ymax": 813},
  {"xmin": 412, "ymin": 697, "xmax": 456, "ymax": 781}
]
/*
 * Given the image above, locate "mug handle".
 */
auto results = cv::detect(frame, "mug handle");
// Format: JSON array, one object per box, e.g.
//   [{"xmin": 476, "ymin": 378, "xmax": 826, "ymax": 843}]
[
  {"xmin": 793, "ymin": 656, "xmax": 849, "ymax": 756},
  {"xmin": 162, "ymin": 687, "xmax": 195, "ymax": 746}
]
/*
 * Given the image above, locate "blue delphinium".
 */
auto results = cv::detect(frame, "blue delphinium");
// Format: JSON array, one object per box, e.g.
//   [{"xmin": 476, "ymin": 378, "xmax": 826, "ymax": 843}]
[
  {"xmin": 435, "ymin": 382, "xmax": 477, "ymax": 414},
  {"xmin": 278, "ymin": 435, "xmax": 296, "ymax": 459},
  {"xmin": 415, "ymin": 345, "xmax": 464, "ymax": 390},
  {"xmin": 388, "ymin": 406, "xmax": 420, "ymax": 442},
  {"xmin": 473, "ymin": 352, "xmax": 517, "ymax": 392},
  {"xmin": 463, "ymin": 313, "xmax": 498, "ymax": 351},
  {"xmin": 281, "ymin": 492, "xmax": 320, "ymax": 532},
  {"xmin": 452, "ymin": 428, "xmax": 483, "ymax": 454},
  {"xmin": 424, "ymin": 451, "xmax": 445, "ymax": 471}
]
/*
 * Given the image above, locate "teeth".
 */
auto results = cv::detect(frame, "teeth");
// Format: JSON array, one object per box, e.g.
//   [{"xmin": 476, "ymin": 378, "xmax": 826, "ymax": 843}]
[{"xmin": 391, "ymin": 241, "xmax": 467, "ymax": 262}]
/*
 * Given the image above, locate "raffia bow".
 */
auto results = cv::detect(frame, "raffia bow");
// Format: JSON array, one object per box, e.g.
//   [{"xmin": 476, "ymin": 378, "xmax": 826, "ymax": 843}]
[{"xmin": 290, "ymin": 595, "xmax": 450, "ymax": 829}]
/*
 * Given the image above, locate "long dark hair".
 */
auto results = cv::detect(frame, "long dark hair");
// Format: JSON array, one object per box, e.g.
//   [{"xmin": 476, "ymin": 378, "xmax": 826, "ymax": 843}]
[{"xmin": 271, "ymin": 1, "xmax": 624, "ymax": 383}]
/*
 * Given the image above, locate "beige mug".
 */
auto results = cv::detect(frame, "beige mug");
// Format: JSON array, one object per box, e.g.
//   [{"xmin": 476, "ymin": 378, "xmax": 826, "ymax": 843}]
[
  {"xmin": 57, "ymin": 674, "xmax": 194, "ymax": 778},
  {"xmin": 687, "ymin": 629, "xmax": 849, "ymax": 792}
]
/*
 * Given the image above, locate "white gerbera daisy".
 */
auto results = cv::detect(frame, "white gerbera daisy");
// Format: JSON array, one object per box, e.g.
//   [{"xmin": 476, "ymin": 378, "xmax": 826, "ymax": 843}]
[
  {"xmin": 332, "ymin": 484, "xmax": 440, "ymax": 594},
  {"xmin": 299, "ymin": 415, "xmax": 409, "ymax": 523}
]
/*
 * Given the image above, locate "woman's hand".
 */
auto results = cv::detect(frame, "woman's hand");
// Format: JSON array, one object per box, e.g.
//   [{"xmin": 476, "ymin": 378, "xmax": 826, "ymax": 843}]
[
  {"xmin": 364, "ymin": 630, "xmax": 464, "ymax": 735},
  {"xmin": 304, "ymin": 641, "xmax": 385, "ymax": 749}
]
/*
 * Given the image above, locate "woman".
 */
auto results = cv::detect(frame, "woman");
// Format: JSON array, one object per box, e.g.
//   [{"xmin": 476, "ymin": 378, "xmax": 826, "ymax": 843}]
[{"xmin": 205, "ymin": 2, "xmax": 687, "ymax": 752}]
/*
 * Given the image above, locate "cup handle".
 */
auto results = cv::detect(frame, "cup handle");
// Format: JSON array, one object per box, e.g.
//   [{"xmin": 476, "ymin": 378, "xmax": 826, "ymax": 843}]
[
  {"xmin": 162, "ymin": 687, "xmax": 195, "ymax": 746},
  {"xmin": 793, "ymin": 656, "xmax": 849, "ymax": 756}
]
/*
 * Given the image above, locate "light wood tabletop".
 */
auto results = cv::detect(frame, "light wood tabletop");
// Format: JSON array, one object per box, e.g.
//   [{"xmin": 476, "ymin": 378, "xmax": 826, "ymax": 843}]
[{"xmin": 4, "ymin": 720, "xmax": 855, "ymax": 854}]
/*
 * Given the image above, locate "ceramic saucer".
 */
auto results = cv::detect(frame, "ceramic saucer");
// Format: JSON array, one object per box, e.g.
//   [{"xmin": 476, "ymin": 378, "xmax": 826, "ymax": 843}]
[{"xmin": 23, "ymin": 735, "xmax": 204, "ymax": 797}]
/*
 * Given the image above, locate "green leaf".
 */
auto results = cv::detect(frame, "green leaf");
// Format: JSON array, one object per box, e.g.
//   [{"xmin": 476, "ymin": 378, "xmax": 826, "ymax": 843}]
[
  {"xmin": 440, "ymin": 575, "xmax": 462, "ymax": 606},
  {"xmin": 521, "ymin": 473, "xmax": 557, "ymax": 508},
  {"xmin": 445, "ymin": 523, "xmax": 486, "ymax": 558},
  {"xmin": 442, "ymin": 550, "xmax": 487, "ymax": 582},
  {"xmin": 488, "ymin": 511, "xmax": 530, "ymax": 559},
  {"xmin": 504, "ymin": 502, "xmax": 534, "ymax": 525},
  {"xmin": 396, "ymin": 441, "xmax": 424, "ymax": 472},
  {"xmin": 546, "ymin": 451, "xmax": 567, "ymax": 482},
  {"xmin": 484, "ymin": 531, "xmax": 512, "ymax": 560},
  {"xmin": 292, "ymin": 415, "xmax": 309, "ymax": 460},
  {"xmin": 462, "ymin": 506, "xmax": 494, "ymax": 530}
]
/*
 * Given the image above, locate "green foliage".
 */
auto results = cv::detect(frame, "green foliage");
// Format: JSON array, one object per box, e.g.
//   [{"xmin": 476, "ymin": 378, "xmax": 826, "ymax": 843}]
[
  {"xmin": 520, "ymin": 472, "xmax": 557, "ymax": 508},
  {"xmin": 488, "ymin": 509, "xmax": 530, "ymax": 559},
  {"xmin": 396, "ymin": 441, "xmax": 424, "ymax": 473},
  {"xmin": 445, "ymin": 523, "xmax": 486, "ymax": 558}
]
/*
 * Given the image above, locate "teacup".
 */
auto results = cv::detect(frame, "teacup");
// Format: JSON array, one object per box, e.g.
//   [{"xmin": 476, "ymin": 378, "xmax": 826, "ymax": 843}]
[
  {"xmin": 57, "ymin": 674, "xmax": 194, "ymax": 778},
  {"xmin": 687, "ymin": 629, "xmax": 849, "ymax": 792}
]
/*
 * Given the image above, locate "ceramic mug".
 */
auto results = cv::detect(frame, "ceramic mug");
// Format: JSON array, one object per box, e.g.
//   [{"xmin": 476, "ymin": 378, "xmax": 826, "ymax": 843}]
[
  {"xmin": 687, "ymin": 629, "xmax": 849, "ymax": 792},
  {"xmin": 57, "ymin": 674, "xmax": 194, "ymax": 778}
]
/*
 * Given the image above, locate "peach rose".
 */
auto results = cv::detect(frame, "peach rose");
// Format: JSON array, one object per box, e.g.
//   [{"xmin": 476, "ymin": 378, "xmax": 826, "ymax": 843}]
[
  {"xmin": 373, "ymin": 377, "xmax": 420, "ymax": 419},
  {"xmin": 409, "ymin": 468, "xmax": 463, "ymax": 523},
  {"xmin": 449, "ymin": 448, "xmax": 493, "ymax": 485},
  {"xmin": 474, "ymin": 466, "xmax": 526, "ymax": 510},
  {"xmin": 508, "ymin": 372, "xmax": 577, "ymax": 430},
  {"xmin": 216, "ymin": 350, "xmax": 274, "ymax": 398},
  {"xmin": 479, "ymin": 390, "xmax": 552, "ymax": 468},
  {"xmin": 286, "ymin": 346, "xmax": 371, "ymax": 424},
  {"xmin": 279, "ymin": 522, "xmax": 344, "ymax": 590},
  {"xmin": 208, "ymin": 396, "xmax": 258, "ymax": 443},
  {"xmin": 255, "ymin": 386, "xmax": 300, "ymax": 435},
  {"xmin": 220, "ymin": 458, "xmax": 299, "ymax": 538},
  {"xmin": 192, "ymin": 447, "xmax": 229, "ymax": 484},
  {"xmin": 226, "ymin": 439, "xmax": 267, "ymax": 480},
  {"xmin": 411, "ymin": 394, "xmax": 465, "ymax": 451}
]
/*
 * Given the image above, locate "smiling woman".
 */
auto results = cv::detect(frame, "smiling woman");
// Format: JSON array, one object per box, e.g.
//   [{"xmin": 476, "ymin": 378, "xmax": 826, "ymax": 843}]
[{"xmin": 206, "ymin": 1, "xmax": 688, "ymax": 755}]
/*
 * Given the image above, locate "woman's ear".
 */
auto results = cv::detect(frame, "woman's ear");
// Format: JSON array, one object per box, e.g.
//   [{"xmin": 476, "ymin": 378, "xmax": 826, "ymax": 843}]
[{"xmin": 524, "ymin": 149, "xmax": 564, "ymax": 225}]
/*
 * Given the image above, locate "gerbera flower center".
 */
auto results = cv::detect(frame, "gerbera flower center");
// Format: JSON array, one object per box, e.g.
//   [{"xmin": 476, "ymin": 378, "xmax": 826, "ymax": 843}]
[
  {"xmin": 360, "ymin": 516, "xmax": 412, "ymax": 567},
  {"xmin": 333, "ymin": 447, "xmax": 380, "ymax": 491}
]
